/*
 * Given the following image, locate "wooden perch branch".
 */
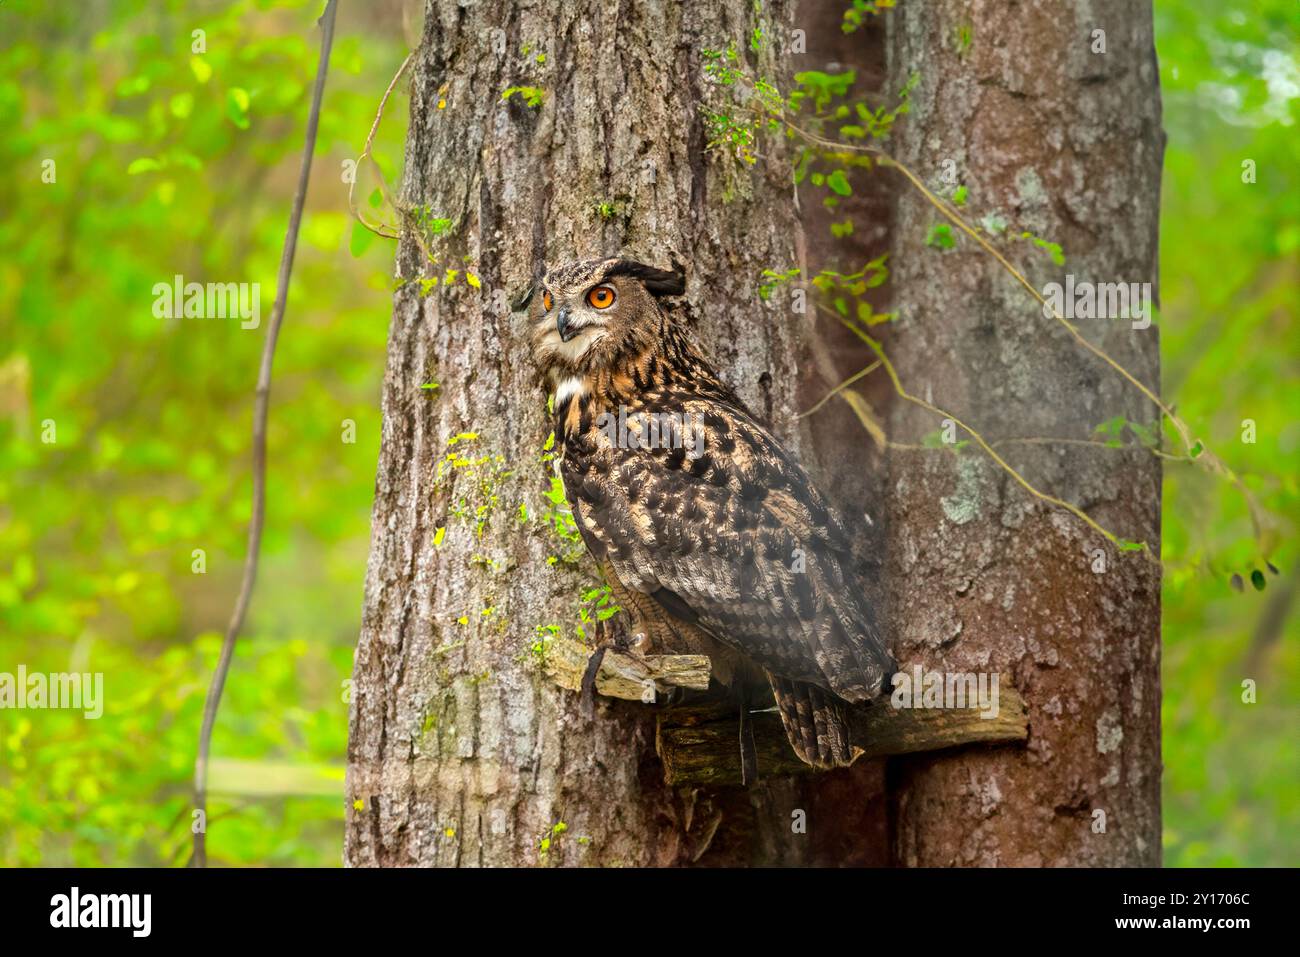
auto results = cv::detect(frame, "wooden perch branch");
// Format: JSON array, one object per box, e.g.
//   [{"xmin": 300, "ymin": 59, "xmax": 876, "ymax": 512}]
[
  {"xmin": 656, "ymin": 685, "xmax": 1029, "ymax": 786},
  {"xmin": 546, "ymin": 642, "xmax": 1029, "ymax": 786},
  {"xmin": 546, "ymin": 637, "xmax": 711, "ymax": 700}
]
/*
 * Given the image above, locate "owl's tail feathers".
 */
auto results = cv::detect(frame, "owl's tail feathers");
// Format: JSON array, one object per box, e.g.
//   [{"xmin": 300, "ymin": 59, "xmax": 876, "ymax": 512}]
[{"xmin": 767, "ymin": 674, "xmax": 858, "ymax": 770}]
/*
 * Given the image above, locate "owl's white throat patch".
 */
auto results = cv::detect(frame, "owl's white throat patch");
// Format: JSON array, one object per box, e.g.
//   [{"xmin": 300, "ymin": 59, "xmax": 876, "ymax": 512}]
[{"xmin": 554, "ymin": 376, "xmax": 588, "ymax": 406}]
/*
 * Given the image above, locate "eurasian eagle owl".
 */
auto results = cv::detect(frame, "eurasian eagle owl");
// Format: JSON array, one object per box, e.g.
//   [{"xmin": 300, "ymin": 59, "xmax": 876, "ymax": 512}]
[{"xmin": 522, "ymin": 257, "xmax": 894, "ymax": 774}]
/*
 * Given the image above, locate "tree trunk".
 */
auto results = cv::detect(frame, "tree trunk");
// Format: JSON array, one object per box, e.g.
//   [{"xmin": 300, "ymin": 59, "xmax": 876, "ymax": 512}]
[
  {"xmin": 884, "ymin": 1, "xmax": 1164, "ymax": 865},
  {"xmin": 346, "ymin": 0, "xmax": 1164, "ymax": 869},
  {"xmin": 345, "ymin": 0, "xmax": 891, "ymax": 867}
]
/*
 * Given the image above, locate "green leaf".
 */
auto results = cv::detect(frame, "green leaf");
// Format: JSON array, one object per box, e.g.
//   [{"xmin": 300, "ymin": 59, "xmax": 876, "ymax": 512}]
[
  {"xmin": 169, "ymin": 92, "xmax": 195, "ymax": 119},
  {"xmin": 1020, "ymin": 231, "xmax": 1065, "ymax": 266},
  {"xmin": 501, "ymin": 86, "xmax": 545, "ymax": 108},
  {"xmin": 827, "ymin": 169, "xmax": 852, "ymax": 196},
  {"xmin": 1094, "ymin": 415, "xmax": 1127, "ymax": 437},
  {"xmin": 226, "ymin": 87, "xmax": 251, "ymax": 129},
  {"xmin": 126, "ymin": 157, "xmax": 163, "ymax": 176},
  {"xmin": 925, "ymin": 223, "xmax": 955, "ymax": 250}
]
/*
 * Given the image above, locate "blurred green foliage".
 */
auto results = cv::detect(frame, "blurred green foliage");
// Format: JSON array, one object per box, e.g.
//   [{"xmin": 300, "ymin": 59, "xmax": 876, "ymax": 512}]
[
  {"xmin": 0, "ymin": 0, "xmax": 409, "ymax": 865},
  {"xmin": 0, "ymin": 0, "xmax": 1295, "ymax": 867},
  {"xmin": 1155, "ymin": 0, "xmax": 1298, "ymax": 866}
]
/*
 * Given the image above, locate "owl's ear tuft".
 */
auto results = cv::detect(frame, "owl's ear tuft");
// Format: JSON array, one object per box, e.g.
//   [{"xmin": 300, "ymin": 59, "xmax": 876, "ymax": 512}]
[{"xmin": 606, "ymin": 259, "xmax": 686, "ymax": 298}]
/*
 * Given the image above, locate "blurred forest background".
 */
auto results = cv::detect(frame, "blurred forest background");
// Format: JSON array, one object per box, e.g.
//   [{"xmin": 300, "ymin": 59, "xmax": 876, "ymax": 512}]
[{"xmin": 0, "ymin": 0, "xmax": 1295, "ymax": 866}]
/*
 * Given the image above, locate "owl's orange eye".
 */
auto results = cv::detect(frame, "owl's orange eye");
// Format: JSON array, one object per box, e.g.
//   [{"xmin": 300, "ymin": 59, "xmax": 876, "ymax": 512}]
[
  {"xmin": 542, "ymin": 291, "xmax": 553, "ymax": 311},
  {"xmin": 586, "ymin": 285, "xmax": 616, "ymax": 309}
]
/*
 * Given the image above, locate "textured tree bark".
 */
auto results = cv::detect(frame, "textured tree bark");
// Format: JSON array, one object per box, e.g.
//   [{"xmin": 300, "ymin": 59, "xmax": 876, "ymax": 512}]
[
  {"xmin": 345, "ymin": 0, "xmax": 890, "ymax": 867},
  {"xmin": 884, "ymin": 1, "xmax": 1164, "ymax": 865}
]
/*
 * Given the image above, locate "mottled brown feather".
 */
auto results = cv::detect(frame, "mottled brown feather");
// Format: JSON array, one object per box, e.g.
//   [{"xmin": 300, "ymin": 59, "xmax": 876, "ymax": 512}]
[{"xmin": 526, "ymin": 258, "xmax": 895, "ymax": 769}]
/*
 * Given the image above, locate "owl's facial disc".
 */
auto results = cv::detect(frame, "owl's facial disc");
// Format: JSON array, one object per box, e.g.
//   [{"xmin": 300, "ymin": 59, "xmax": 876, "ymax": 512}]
[
  {"xmin": 530, "ymin": 291, "xmax": 609, "ymax": 372},
  {"xmin": 527, "ymin": 259, "xmax": 672, "ymax": 381}
]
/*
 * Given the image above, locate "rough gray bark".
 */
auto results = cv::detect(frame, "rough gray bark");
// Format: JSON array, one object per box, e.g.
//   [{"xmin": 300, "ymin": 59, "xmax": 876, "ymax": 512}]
[
  {"xmin": 884, "ymin": 1, "xmax": 1164, "ymax": 865},
  {"xmin": 345, "ymin": 0, "xmax": 888, "ymax": 867}
]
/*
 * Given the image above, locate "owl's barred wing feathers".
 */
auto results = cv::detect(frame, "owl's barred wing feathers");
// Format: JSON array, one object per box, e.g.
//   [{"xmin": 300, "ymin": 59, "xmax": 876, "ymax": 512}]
[
  {"xmin": 563, "ymin": 393, "xmax": 894, "ymax": 707},
  {"xmin": 769, "ymin": 674, "xmax": 855, "ymax": 768}
]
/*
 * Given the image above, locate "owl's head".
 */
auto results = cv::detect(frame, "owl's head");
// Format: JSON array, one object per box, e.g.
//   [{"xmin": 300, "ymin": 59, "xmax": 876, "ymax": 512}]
[{"xmin": 520, "ymin": 257, "xmax": 686, "ymax": 381}]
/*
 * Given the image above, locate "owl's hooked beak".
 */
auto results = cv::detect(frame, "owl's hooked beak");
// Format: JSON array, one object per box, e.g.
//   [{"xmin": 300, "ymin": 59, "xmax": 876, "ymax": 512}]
[{"xmin": 556, "ymin": 305, "xmax": 579, "ymax": 342}]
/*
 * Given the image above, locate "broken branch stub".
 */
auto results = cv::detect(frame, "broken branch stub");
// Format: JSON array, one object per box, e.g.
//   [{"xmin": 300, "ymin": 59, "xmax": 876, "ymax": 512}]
[{"xmin": 545, "ymin": 637, "xmax": 711, "ymax": 701}]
